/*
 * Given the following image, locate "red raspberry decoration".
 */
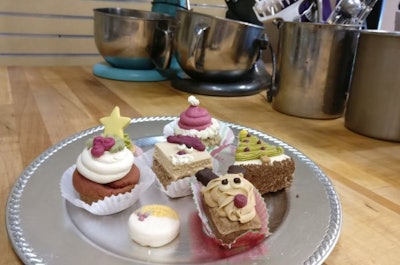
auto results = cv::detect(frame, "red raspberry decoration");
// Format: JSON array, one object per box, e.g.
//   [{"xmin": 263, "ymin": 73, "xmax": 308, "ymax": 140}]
[
  {"xmin": 244, "ymin": 147, "xmax": 250, "ymax": 152},
  {"xmin": 91, "ymin": 144, "xmax": 105, "ymax": 157},
  {"xmin": 137, "ymin": 212, "xmax": 149, "ymax": 221},
  {"xmin": 91, "ymin": 136, "xmax": 115, "ymax": 157},
  {"xmin": 102, "ymin": 137, "xmax": 115, "ymax": 150},
  {"xmin": 234, "ymin": 194, "xmax": 247, "ymax": 208},
  {"xmin": 93, "ymin": 136, "xmax": 104, "ymax": 146}
]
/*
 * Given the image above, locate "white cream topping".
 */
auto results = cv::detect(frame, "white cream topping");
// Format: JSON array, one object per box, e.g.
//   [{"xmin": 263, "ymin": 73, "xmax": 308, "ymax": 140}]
[
  {"xmin": 170, "ymin": 144, "xmax": 195, "ymax": 165},
  {"xmin": 76, "ymin": 147, "xmax": 134, "ymax": 184},
  {"xmin": 171, "ymin": 153, "xmax": 194, "ymax": 165},
  {"xmin": 174, "ymin": 118, "xmax": 220, "ymax": 139},
  {"xmin": 234, "ymin": 154, "xmax": 290, "ymax": 166},
  {"xmin": 188, "ymin": 95, "xmax": 200, "ymax": 106}
]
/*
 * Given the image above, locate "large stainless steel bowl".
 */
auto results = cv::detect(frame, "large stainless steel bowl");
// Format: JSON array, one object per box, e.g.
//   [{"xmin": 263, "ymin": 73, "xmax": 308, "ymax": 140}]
[
  {"xmin": 173, "ymin": 9, "xmax": 266, "ymax": 82},
  {"xmin": 93, "ymin": 8, "xmax": 174, "ymax": 69}
]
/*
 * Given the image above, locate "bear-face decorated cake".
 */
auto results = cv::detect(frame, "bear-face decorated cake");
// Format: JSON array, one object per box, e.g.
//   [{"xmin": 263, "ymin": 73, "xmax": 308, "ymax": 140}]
[
  {"xmin": 234, "ymin": 130, "xmax": 295, "ymax": 194},
  {"xmin": 192, "ymin": 167, "xmax": 270, "ymax": 248}
]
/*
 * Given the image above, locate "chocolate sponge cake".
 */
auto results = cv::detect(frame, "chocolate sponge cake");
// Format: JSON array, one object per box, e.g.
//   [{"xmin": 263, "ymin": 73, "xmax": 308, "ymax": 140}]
[
  {"xmin": 73, "ymin": 163, "xmax": 140, "ymax": 204},
  {"xmin": 235, "ymin": 130, "xmax": 295, "ymax": 194}
]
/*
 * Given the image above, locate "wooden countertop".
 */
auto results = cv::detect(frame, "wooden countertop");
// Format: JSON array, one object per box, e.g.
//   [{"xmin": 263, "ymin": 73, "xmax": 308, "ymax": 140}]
[{"xmin": 1, "ymin": 66, "xmax": 399, "ymax": 265}]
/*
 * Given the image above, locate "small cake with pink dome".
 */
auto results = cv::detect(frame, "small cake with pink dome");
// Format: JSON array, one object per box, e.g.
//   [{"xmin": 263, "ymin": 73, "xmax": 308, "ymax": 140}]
[{"xmin": 174, "ymin": 95, "xmax": 221, "ymax": 148}]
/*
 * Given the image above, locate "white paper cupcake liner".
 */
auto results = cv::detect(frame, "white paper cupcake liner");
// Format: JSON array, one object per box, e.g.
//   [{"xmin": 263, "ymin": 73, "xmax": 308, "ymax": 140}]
[
  {"xmin": 163, "ymin": 119, "xmax": 234, "ymax": 156},
  {"xmin": 60, "ymin": 156, "xmax": 155, "ymax": 215},
  {"xmin": 154, "ymin": 175, "xmax": 195, "ymax": 198},
  {"xmin": 191, "ymin": 181, "xmax": 270, "ymax": 249}
]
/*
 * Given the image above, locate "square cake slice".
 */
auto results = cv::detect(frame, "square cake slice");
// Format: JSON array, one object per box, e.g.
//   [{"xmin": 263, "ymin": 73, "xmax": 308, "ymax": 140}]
[
  {"xmin": 234, "ymin": 130, "xmax": 295, "ymax": 194},
  {"xmin": 152, "ymin": 137, "xmax": 213, "ymax": 188}
]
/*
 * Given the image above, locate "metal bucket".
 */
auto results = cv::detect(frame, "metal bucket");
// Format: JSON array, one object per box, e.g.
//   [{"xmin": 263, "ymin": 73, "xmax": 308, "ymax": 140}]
[
  {"xmin": 345, "ymin": 30, "xmax": 400, "ymax": 142},
  {"xmin": 268, "ymin": 21, "xmax": 359, "ymax": 119}
]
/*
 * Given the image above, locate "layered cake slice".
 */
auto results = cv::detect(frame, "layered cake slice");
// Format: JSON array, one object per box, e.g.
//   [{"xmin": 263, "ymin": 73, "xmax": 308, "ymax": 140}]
[
  {"xmin": 234, "ymin": 130, "xmax": 295, "ymax": 194},
  {"xmin": 152, "ymin": 135, "xmax": 213, "ymax": 196}
]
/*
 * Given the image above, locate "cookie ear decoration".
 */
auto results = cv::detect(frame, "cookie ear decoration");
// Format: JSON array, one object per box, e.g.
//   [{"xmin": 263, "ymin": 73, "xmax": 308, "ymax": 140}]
[
  {"xmin": 227, "ymin": 165, "xmax": 246, "ymax": 175},
  {"xmin": 195, "ymin": 168, "xmax": 218, "ymax": 186}
]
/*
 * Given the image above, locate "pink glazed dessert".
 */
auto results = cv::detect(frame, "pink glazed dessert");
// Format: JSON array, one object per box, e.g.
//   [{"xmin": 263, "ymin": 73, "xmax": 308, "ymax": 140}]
[{"xmin": 174, "ymin": 95, "xmax": 221, "ymax": 148}]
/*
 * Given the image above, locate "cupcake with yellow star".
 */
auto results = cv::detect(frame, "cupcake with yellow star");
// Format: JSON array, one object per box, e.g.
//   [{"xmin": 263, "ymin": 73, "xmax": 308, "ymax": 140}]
[{"xmin": 60, "ymin": 106, "xmax": 155, "ymax": 215}]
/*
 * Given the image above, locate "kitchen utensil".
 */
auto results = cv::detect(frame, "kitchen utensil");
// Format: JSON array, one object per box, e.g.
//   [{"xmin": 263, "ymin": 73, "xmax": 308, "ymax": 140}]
[
  {"xmin": 173, "ymin": 9, "xmax": 267, "ymax": 82},
  {"xmin": 253, "ymin": 0, "xmax": 324, "ymax": 22},
  {"xmin": 327, "ymin": 0, "xmax": 379, "ymax": 25},
  {"xmin": 268, "ymin": 21, "xmax": 359, "ymax": 119},
  {"xmin": 345, "ymin": 30, "xmax": 400, "ymax": 142}
]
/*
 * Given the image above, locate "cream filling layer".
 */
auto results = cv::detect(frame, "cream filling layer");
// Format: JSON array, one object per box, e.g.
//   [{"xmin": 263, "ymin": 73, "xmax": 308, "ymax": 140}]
[
  {"xmin": 153, "ymin": 142, "xmax": 212, "ymax": 181},
  {"xmin": 76, "ymin": 147, "xmax": 134, "ymax": 184},
  {"xmin": 234, "ymin": 154, "xmax": 290, "ymax": 165},
  {"xmin": 174, "ymin": 118, "xmax": 220, "ymax": 139}
]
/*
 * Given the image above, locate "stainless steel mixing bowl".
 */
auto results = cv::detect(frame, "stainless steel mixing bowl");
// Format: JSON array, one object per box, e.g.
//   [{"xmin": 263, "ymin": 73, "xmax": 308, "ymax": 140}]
[
  {"xmin": 93, "ymin": 8, "xmax": 174, "ymax": 69},
  {"xmin": 173, "ymin": 9, "xmax": 267, "ymax": 82}
]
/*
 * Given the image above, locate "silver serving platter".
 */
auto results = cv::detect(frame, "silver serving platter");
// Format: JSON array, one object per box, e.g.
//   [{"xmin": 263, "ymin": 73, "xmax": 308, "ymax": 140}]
[{"xmin": 6, "ymin": 117, "xmax": 342, "ymax": 265}]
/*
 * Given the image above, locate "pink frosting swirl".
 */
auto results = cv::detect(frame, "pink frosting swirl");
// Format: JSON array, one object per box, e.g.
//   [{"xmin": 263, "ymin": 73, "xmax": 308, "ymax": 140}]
[{"xmin": 178, "ymin": 102, "xmax": 212, "ymax": 131}]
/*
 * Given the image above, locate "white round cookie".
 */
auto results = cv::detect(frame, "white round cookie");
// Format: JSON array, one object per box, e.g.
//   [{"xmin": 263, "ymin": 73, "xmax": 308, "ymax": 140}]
[{"xmin": 128, "ymin": 204, "xmax": 180, "ymax": 247}]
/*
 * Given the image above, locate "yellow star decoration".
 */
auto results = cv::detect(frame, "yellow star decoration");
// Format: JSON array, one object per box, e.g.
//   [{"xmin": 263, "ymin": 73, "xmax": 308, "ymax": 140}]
[{"xmin": 100, "ymin": 106, "xmax": 131, "ymax": 139}]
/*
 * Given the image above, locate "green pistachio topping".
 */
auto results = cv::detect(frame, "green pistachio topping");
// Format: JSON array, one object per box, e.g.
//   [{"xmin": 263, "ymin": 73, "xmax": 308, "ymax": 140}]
[
  {"xmin": 123, "ymin": 133, "xmax": 132, "ymax": 150},
  {"xmin": 235, "ymin": 129, "xmax": 284, "ymax": 161}
]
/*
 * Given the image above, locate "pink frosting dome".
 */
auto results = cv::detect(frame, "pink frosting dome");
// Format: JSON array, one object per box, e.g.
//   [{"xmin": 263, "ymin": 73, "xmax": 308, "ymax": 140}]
[{"xmin": 178, "ymin": 96, "xmax": 212, "ymax": 131}]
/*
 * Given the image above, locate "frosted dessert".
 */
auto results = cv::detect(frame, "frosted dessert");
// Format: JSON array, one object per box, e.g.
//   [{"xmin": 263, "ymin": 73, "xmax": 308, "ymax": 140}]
[
  {"xmin": 234, "ymin": 129, "xmax": 295, "ymax": 194},
  {"xmin": 192, "ymin": 167, "xmax": 269, "ymax": 248},
  {"xmin": 72, "ymin": 106, "xmax": 140, "ymax": 204},
  {"xmin": 152, "ymin": 135, "xmax": 213, "ymax": 197},
  {"xmin": 128, "ymin": 204, "xmax": 180, "ymax": 247},
  {"xmin": 174, "ymin": 95, "xmax": 221, "ymax": 148}
]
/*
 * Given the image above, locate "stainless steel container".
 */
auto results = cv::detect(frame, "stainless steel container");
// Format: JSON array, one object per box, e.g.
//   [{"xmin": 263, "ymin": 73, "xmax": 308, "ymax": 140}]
[
  {"xmin": 345, "ymin": 30, "xmax": 400, "ymax": 142},
  {"xmin": 269, "ymin": 22, "xmax": 359, "ymax": 119},
  {"xmin": 173, "ymin": 9, "xmax": 266, "ymax": 82},
  {"xmin": 93, "ymin": 8, "xmax": 174, "ymax": 70}
]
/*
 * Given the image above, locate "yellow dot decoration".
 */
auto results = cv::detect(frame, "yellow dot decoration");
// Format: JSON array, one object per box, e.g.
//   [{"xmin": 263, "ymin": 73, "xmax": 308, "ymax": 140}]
[{"xmin": 140, "ymin": 205, "xmax": 179, "ymax": 220}]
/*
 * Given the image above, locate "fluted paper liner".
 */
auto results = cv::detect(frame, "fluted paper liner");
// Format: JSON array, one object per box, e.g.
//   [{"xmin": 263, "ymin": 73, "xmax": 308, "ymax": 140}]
[
  {"xmin": 191, "ymin": 181, "xmax": 270, "ymax": 249},
  {"xmin": 154, "ymin": 174, "xmax": 195, "ymax": 198},
  {"xmin": 60, "ymin": 156, "xmax": 155, "ymax": 215}
]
